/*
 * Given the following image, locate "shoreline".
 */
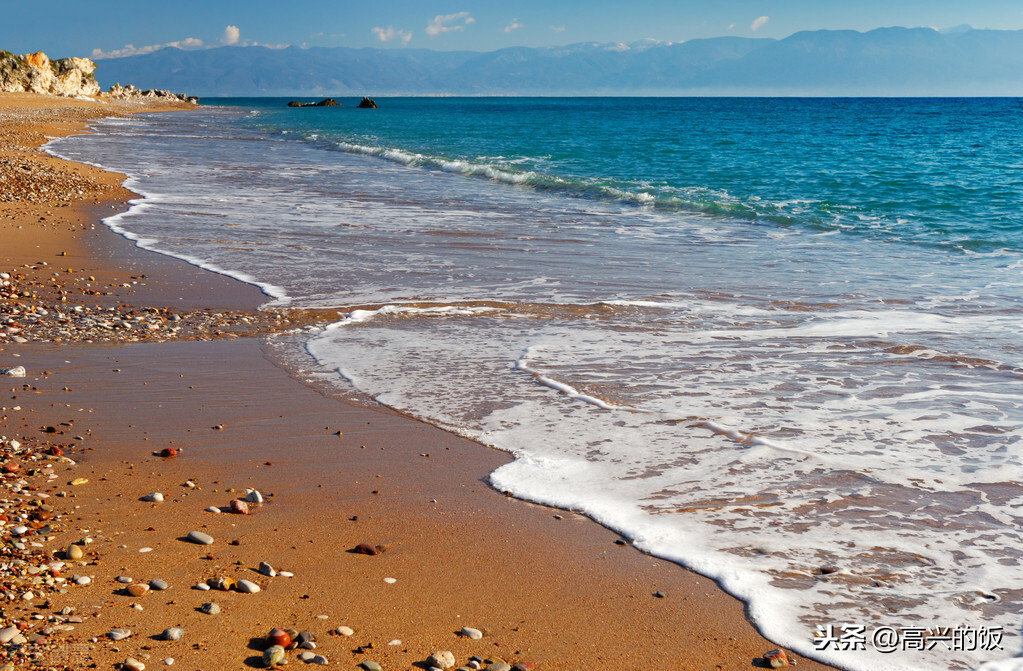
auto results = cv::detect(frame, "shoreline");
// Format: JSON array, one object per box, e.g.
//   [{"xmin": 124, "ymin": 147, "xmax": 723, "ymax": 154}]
[{"xmin": 0, "ymin": 92, "xmax": 835, "ymax": 670}]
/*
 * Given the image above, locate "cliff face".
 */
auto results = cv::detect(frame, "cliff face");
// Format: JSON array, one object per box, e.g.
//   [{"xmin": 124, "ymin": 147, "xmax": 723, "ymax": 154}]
[{"xmin": 0, "ymin": 51, "xmax": 101, "ymax": 97}]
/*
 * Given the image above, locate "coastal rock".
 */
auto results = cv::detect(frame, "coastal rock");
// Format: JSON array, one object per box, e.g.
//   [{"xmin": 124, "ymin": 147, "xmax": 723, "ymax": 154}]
[
  {"xmin": 357, "ymin": 96, "xmax": 378, "ymax": 108},
  {"xmin": 287, "ymin": 98, "xmax": 341, "ymax": 107},
  {"xmin": 0, "ymin": 51, "xmax": 100, "ymax": 97},
  {"xmin": 0, "ymin": 366, "xmax": 26, "ymax": 377},
  {"xmin": 428, "ymin": 651, "xmax": 456, "ymax": 669},
  {"xmin": 186, "ymin": 530, "xmax": 214, "ymax": 545},
  {"xmin": 107, "ymin": 82, "xmax": 198, "ymax": 103}
]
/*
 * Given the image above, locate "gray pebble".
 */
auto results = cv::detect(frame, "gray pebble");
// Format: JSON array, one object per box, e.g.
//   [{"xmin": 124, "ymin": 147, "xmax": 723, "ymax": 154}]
[
  {"xmin": 428, "ymin": 651, "xmax": 456, "ymax": 670},
  {"xmin": 185, "ymin": 531, "xmax": 214, "ymax": 545},
  {"xmin": 116, "ymin": 576, "xmax": 133, "ymax": 583},
  {"xmin": 460, "ymin": 627, "xmax": 483, "ymax": 640},
  {"xmin": 361, "ymin": 662, "xmax": 382, "ymax": 671},
  {"xmin": 108, "ymin": 628, "xmax": 131, "ymax": 641},
  {"xmin": 150, "ymin": 579, "xmax": 169, "ymax": 591},
  {"xmin": 162, "ymin": 627, "xmax": 184, "ymax": 641},
  {"xmin": 199, "ymin": 602, "xmax": 220, "ymax": 615}
]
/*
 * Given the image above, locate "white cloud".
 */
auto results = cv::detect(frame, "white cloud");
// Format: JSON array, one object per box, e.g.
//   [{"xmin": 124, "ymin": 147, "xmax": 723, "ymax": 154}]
[
  {"xmin": 504, "ymin": 18, "xmax": 523, "ymax": 33},
  {"xmin": 372, "ymin": 26, "xmax": 412, "ymax": 45},
  {"xmin": 727, "ymin": 23, "xmax": 736, "ymax": 31},
  {"xmin": 550, "ymin": 25, "xmax": 566, "ymax": 33},
  {"xmin": 751, "ymin": 16, "xmax": 769, "ymax": 31},
  {"xmin": 426, "ymin": 12, "xmax": 475, "ymax": 37},
  {"xmin": 91, "ymin": 37, "xmax": 203, "ymax": 60},
  {"xmin": 606, "ymin": 43, "xmax": 630, "ymax": 52},
  {"xmin": 222, "ymin": 25, "xmax": 241, "ymax": 45}
]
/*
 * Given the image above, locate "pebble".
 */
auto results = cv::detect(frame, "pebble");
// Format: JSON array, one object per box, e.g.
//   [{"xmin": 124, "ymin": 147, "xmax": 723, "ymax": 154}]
[
  {"xmin": 387, "ymin": 639, "xmax": 401, "ymax": 646},
  {"xmin": 186, "ymin": 530, "xmax": 214, "ymax": 545},
  {"xmin": 229, "ymin": 498, "xmax": 249, "ymax": 514},
  {"xmin": 199, "ymin": 602, "xmax": 220, "ymax": 615},
  {"xmin": 74, "ymin": 576, "xmax": 91, "ymax": 585},
  {"xmin": 194, "ymin": 582, "xmax": 211, "ymax": 591},
  {"xmin": 150, "ymin": 578, "xmax": 169, "ymax": 590},
  {"xmin": 353, "ymin": 542, "xmax": 381, "ymax": 556},
  {"xmin": 485, "ymin": 664, "xmax": 511, "ymax": 671},
  {"xmin": 163, "ymin": 659, "xmax": 174, "ymax": 666},
  {"xmin": 246, "ymin": 489, "xmax": 264, "ymax": 503},
  {"xmin": 66, "ymin": 543, "xmax": 84, "ymax": 560},
  {"xmin": 123, "ymin": 658, "xmax": 145, "ymax": 671},
  {"xmin": 205, "ymin": 506, "xmax": 221, "ymax": 513},
  {"xmin": 0, "ymin": 627, "xmax": 19, "ymax": 644},
  {"xmin": 162, "ymin": 627, "xmax": 184, "ymax": 641},
  {"xmin": 116, "ymin": 576, "xmax": 133, "ymax": 583},
  {"xmin": 141, "ymin": 492, "xmax": 164, "ymax": 502},
  {"xmin": 311, "ymin": 656, "xmax": 328, "ymax": 666},
  {"xmin": 263, "ymin": 645, "xmax": 285, "ymax": 668},
  {"xmin": 764, "ymin": 649, "xmax": 790, "ymax": 668},
  {"xmin": 335, "ymin": 626, "xmax": 354, "ymax": 636},
  {"xmin": 461, "ymin": 627, "xmax": 483, "ymax": 640},
  {"xmin": 299, "ymin": 652, "xmax": 315, "ymax": 662},
  {"xmin": 361, "ymin": 662, "xmax": 382, "ymax": 671},
  {"xmin": 139, "ymin": 547, "xmax": 153, "ymax": 553},
  {"xmin": 0, "ymin": 366, "xmax": 26, "ymax": 377},
  {"xmin": 428, "ymin": 651, "xmax": 456, "ymax": 669},
  {"xmin": 108, "ymin": 628, "xmax": 131, "ymax": 641},
  {"xmin": 383, "ymin": 577, "xmax": 396, "ymax": 584},
  {"xmin": 259, "ymin": 561, "xmax": 276, "ymax": 577},
  {"xmin": 126, "ymin": 583, "xmax": 149, "ymax": 597},
  {"xmin": 236, "ymin": 579, "xmax": 260, "ymax": 593},
  {"xmin": 266, "ymin": 628, "xmax": 292, "ymax": 648},
  {"xmin": 278, "ymin": 571, "xmax": 294, "ymax": 578}
]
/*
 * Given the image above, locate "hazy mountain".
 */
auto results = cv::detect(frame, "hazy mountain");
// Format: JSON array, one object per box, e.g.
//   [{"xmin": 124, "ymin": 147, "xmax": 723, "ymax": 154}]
[{"xmin": 92, "ymin": 27, "xmax": 1023, "ymax": 97}]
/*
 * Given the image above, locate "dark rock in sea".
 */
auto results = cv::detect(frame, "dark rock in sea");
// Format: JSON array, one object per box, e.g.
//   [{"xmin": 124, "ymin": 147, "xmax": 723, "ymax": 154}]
[
  {"xmin": 287, "ymin": 98, "xmax": 341, "ymax": 107},
  {"xmin": 357, "ymin": 96, "xmax": 378, "ymax": 109}
]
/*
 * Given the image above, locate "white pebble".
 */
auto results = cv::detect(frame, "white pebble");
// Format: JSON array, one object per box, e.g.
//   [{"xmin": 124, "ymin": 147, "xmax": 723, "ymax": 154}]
[
  {"xmin": 335, "ymin": 626, "xmax": 354, "ymax": 636},
  {"xmin": 194, "ymin": 582, "xmax": 210, "ymax": 591},
  {"xmin": 139, "ymin": 547, "xmax": 153, "ymax": 553},
  {"xmin": 163, "ymin": 659, "xmax": 174, "ymax": 666},
  {"xmin": 141, "ymin": 492, "xmax": 164, "ymax": 503},
  {"xmin": 383, "ymin": 577, "xmax": 396, "ymax": 584},
  {"xmin": 236, "ymin": 579, "xmax": 260, "ymax": 593},
  {"xmin": 205, "ymin": 506, "xmax": 220, "ymax": 514},
  {"xmin": 278, "ymin": 571, "xmax": 294, "ymax": 578},
  {"xmin": 387, "ymin": 639, "xmax": 401, "ymax": 646}
]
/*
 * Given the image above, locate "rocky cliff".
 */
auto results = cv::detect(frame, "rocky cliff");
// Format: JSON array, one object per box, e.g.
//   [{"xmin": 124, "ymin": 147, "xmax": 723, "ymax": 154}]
[{"xmin": 0, "ymin": 51, "xmax": 100, "ymax": 97}]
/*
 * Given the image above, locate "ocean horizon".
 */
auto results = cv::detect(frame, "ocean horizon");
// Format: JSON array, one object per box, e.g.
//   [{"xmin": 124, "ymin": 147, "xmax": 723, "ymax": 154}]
[{"xmin": 49, "ymin": 96, "xmax": 1023, "ymax": 671}]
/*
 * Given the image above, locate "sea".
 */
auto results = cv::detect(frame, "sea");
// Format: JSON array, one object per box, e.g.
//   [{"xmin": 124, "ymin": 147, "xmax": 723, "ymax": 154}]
[{"xmin": 48, "ymin": 97, "xmax": 1023, "ymax": 671}]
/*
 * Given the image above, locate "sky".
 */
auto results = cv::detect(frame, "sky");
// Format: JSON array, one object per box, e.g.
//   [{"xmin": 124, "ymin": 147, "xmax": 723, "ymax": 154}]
[{"xmin": 5, "ymin": 0, "xmax": 1023, "ymax": 59}]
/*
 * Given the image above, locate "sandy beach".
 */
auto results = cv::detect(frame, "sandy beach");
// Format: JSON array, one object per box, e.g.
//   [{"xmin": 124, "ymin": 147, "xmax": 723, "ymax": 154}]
[{"xmin": 0, "ymin": 92, "xmax": 835, "ymax": 671}]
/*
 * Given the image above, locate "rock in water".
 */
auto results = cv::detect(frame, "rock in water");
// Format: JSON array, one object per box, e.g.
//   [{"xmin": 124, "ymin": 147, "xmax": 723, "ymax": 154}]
[
  {"xmin": 428, "ymin": 651, "xmax": 456, "ymax": 669},
  {"xmin": 186, "ymin": 531, "xmax": 214, "ymax": 545},
  {"xmin": 263, "ymin": 645, "xmax": 285, "ymax": 668},
  {"xmin": 0, "ymin": 366, "xmax": 26, "ymax": 377},
  {"xmin": 357, "ymin": 96, "xmax": 378, "ymax": 108}
]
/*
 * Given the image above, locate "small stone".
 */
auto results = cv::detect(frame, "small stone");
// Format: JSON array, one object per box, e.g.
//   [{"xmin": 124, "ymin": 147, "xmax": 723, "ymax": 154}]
[
  {"xmin": 236, "ymin": 579, "xmax": 260, "ymax": 593},
  {"xmin": 70, "ymin": 477, "xmax": 89, "ymax": 486},
  {"xmin": 296, "ymin": 631, "xmax": 315, "ymax": 645},
  {"xmin": 108, "ymin": 628, "xmax": 131, "ymax": 641},
  {"xmin": 205, "ymin": 506, "xmax": 221, "ymax": 513},
  {"xmin": 0, "ymin": 626, "xmax": 19, "ymax": 644},
  {"xmin": 311, "ymin": 656, "xmax": 328, "ymax": 665},
  {"xmin": 266, "ymin": 628, "xmax": 292, "ymax": 649},
  {"xmin": 0, "ymin": 366, "xmax": 26, "ymax": 377},
  {"xmin": 159, "ymin": 448, "xmax": 178, "ymax": 458},
  {"xmin": 764, "ymin": 649, "xmax": 790, "ymax": 668},
  {"xmin": 229, "ymin": 499, "xmax": 249, "ymax": 515},
  {"xmin": 460, "ymin": 627, "xmax": 483, "ymax": 640},
  {"xmin": 116, "ymin": 576, "xmax": 133, "ymax": 583},
  {"xmin": 74, "ymin": 576, "xmax": 91, "ymax": 585},
  {"xmin": 11, "ymin": 525, "xmax": 28, "ymax": 536},
  {"xmin": 653, "ymin": 590, "xmax": 666, "ymax": 598},
  {"xmin": 387, "ymin": 639, "xmax": 401, "ymax": 646},
  {"xmin": 299, "ymin": 652, "xmax": 315, "ymax": 662},
  {"xmin": 263, "ymin": 645, "xmax": 285, "ymax": 668},
  {"xmin": 383, "ymin": 577, "xmax": 396, "ymax": 584},
  {"xmin": 259, "ymin": 561, "xmax": 276, "ymax": 577},
  {"xmin": 353, "ymin": 543, "xmax": 381, "ymax": 555},
  {"xmin": 66, "ymin": 544, "xmax": 84, "ymax": 560},
  {"xmin": 186, "ymin": 530, "xmax": 214, "ymax": 545},
  {"xmin": 510, "ymin": 664, "xmax": 534, "ymax": 671},
  {"xmin": 210, "ymin": 577, "xmax": 235, "ymax": 591},
  {"xmin": 278, "ymin": 571, "xmax": 294, "ymax": 578},
  {"xmin": 246, "ymin": 489, "xmax": 264, "ymax": 503},
  {"xmin": 126, "ymin": 583, "xmax": 149, "ymax": 597},
  {"xmin": 335, "ymin": 626, "xmax": 354, "ymax": 636},
  {"xmin": 141, "ymin": 492, "xmax": 164, "ymax": 502},
  {"xmin": 123, "ymin": 658, "xmax": 145, "ymax": 671},
  {"xmin": 162, "ymin": 627, "xmax": 184, "ymax": 641},
  {"xmin": 194, "ymin": 582, "xmax": 211, "ymax": 591},
  {"xmin": 428, "ymin": 651, "xmax": 456, "ymax": 669},
  {"xmin": 361, "ymin": 662, "xmax": 382, "ymax": 671},
  {"xmin": 485, "ymin": 664, "xmax": 511, "ymax": 671},
  {"xmin": 199, "ymin": 602, "xmax": 220, "ymax": 615},
  {"xmin": 149, "ymin": 579, "xmax": 169, "ymax": 590},
  {"xmin": 162, "ymin": 659, "xmax": 174, "ymax": 666}
]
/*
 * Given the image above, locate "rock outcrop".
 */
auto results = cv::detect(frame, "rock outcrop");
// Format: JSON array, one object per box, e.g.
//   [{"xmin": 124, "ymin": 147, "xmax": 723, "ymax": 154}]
[
  {"xmin": 0, "ymin": 51, "xmax": 100, "ymax": 97},
  {"xmin": 356, "ymin": 96, "xmax": 378, "ymax": 108},
  {"xmin": 287, "ymin": 98, "xmax": 340, "ymax": 107},
  {"xmin": 107, "ymin": 83, "xmax": 198, "ymax": 104}
]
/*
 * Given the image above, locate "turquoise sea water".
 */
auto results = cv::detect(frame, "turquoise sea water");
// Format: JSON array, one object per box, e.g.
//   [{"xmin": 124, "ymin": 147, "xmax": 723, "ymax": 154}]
[{"xmin": 50, "ymin": 97, "xmax": 1023, "ymax": 671}]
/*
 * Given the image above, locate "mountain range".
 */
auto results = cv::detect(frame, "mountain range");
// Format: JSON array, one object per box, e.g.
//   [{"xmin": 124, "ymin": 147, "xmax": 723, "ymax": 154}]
[{"xmin": 92, "ymin": 26, "xmax": 1023, "ymax": 97}]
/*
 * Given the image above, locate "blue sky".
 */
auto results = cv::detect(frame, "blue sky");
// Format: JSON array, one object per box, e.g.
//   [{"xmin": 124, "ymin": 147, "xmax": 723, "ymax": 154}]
[{"xmin": 6, "ymin": 1, "xmax": 1023, "ymax": 59}]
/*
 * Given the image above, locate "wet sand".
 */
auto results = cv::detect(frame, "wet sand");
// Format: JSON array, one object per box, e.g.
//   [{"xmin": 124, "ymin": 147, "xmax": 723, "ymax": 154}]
[{"xmin": 0, "ymin": 92, "xmax": 835, "ymax": 671}]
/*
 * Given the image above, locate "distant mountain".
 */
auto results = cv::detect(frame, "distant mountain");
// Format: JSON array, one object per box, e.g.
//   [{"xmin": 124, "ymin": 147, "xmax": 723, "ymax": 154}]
[{"xmin": 92, "ymin": 27, "xmax": 1023, "ymax": 97}]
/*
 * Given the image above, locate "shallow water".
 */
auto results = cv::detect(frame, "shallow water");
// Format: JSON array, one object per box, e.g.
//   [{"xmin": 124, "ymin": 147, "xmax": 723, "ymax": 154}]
[{"xmin": 50, "ymin": 97, "xmax": 1023, "ymax": 670}]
